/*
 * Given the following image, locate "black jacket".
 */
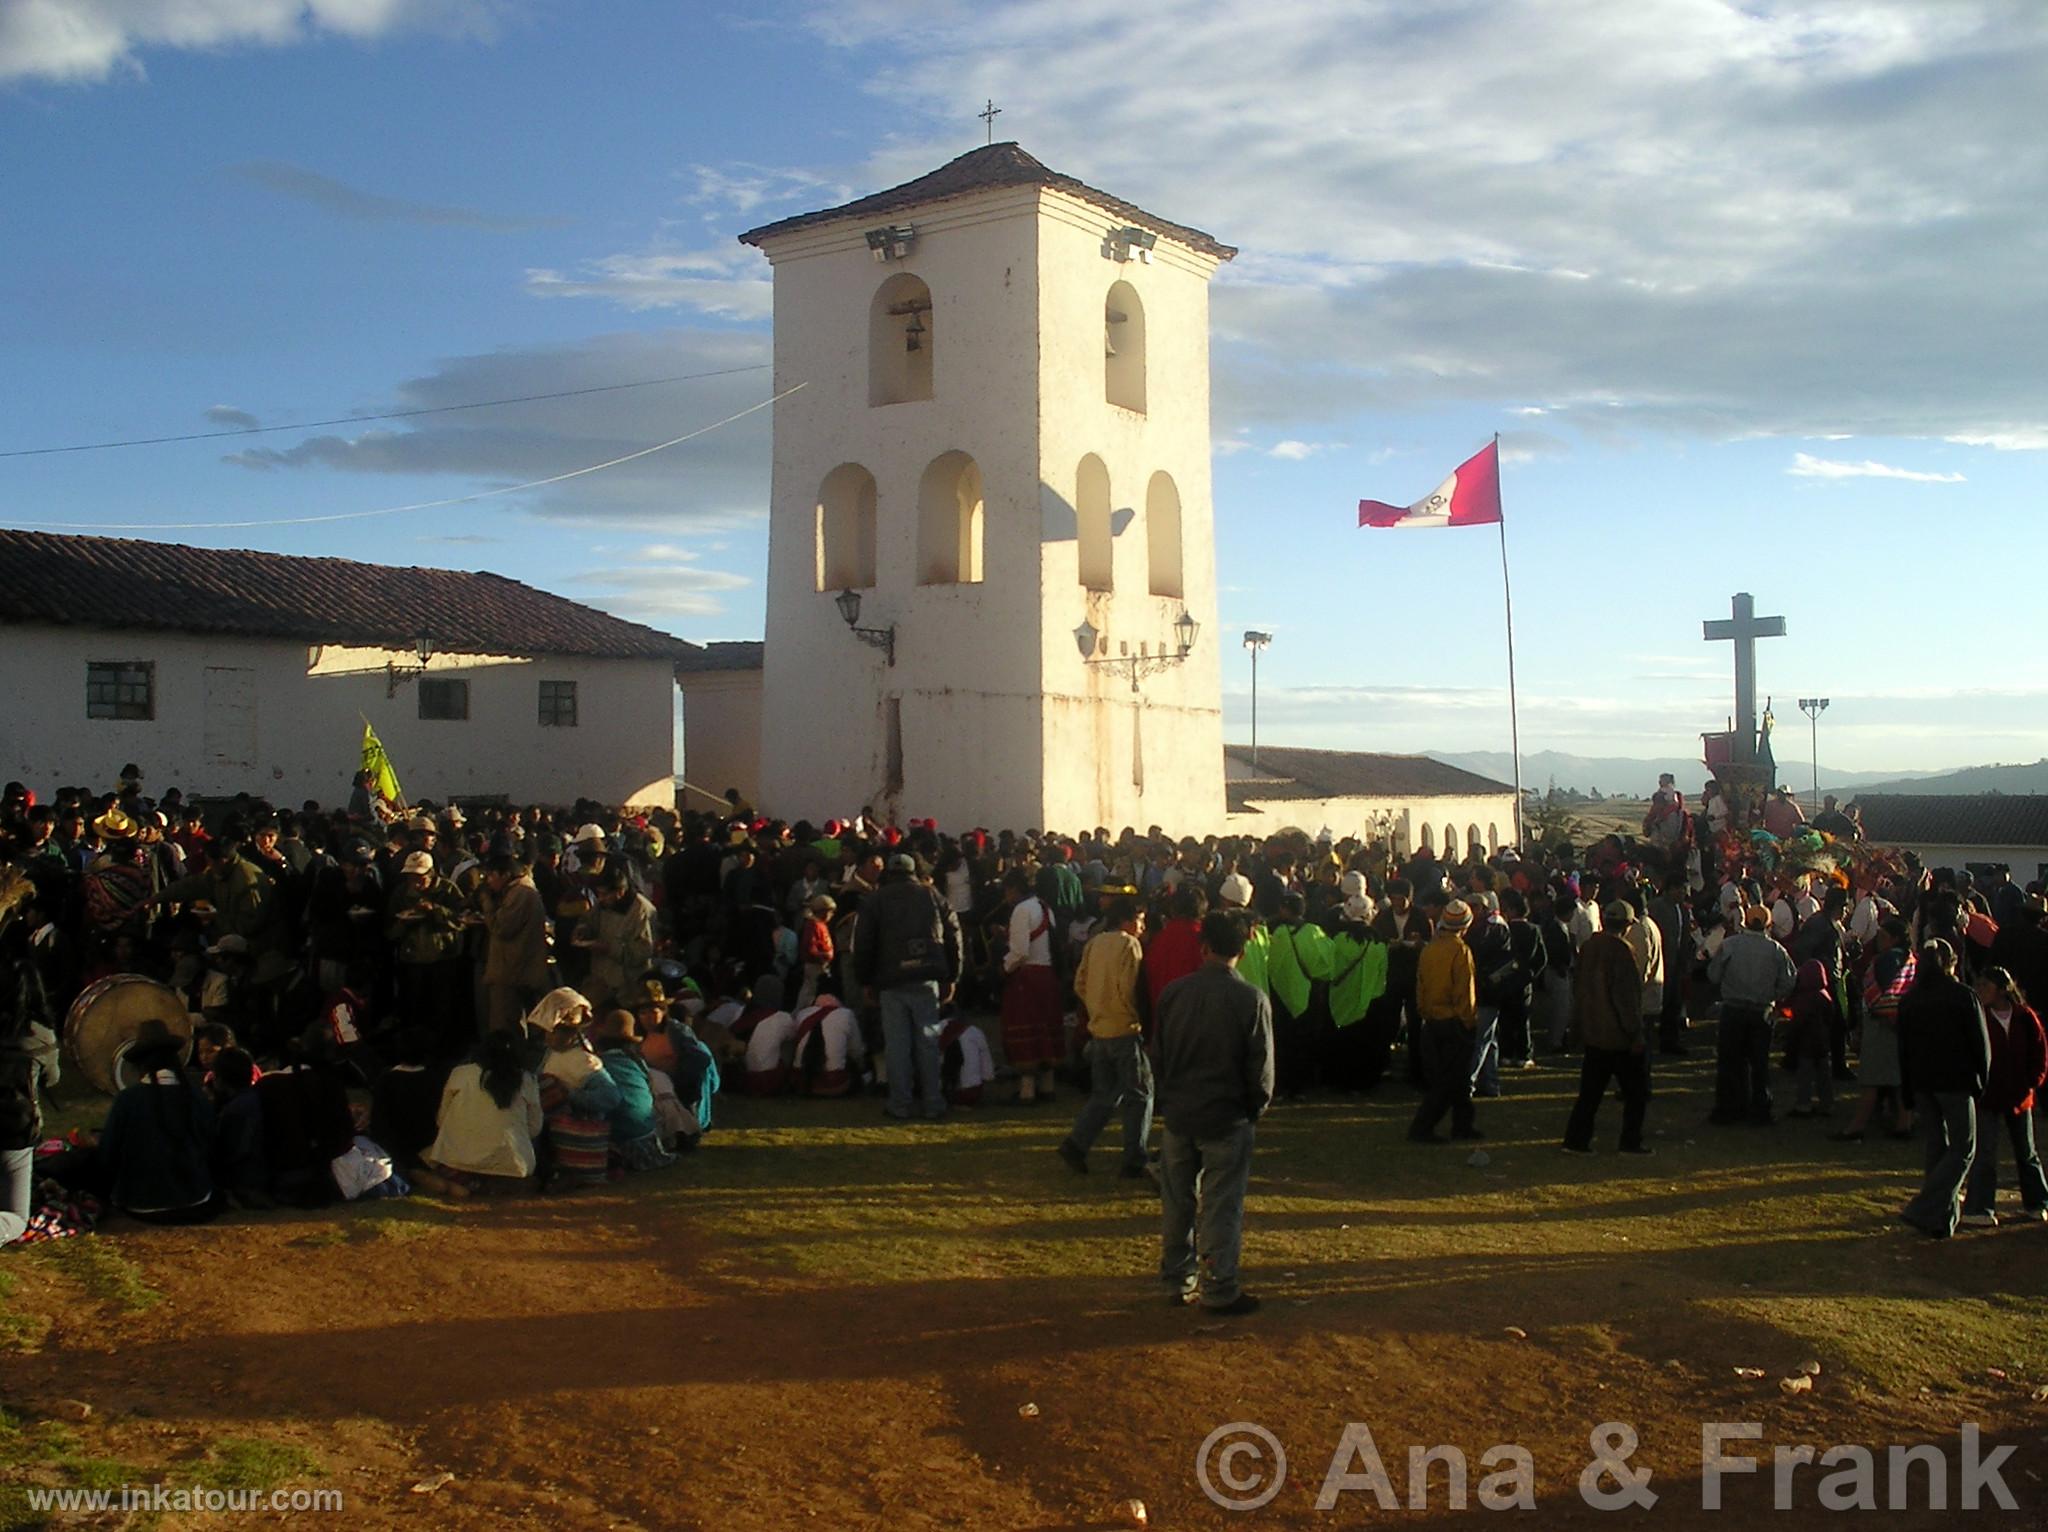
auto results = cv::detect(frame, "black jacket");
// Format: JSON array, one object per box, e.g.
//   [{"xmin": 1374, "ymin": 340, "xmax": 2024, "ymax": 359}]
[
  {"xmin": 855, "ymin": 876, "xmax": 963, "ymax": 990},
  {"xmin": 1898, "ymin": 970, "xmax": 1992, "ymax": 1096}
]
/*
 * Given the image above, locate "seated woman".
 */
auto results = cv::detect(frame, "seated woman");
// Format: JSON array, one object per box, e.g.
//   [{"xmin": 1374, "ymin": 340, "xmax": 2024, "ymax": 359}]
[
  {"xmin": 538, "ymin": 1005, "xmax": 617, "ymax": 1190},
  {"xmin": 207, "ymin": 1047, "xmax": 270, "ymax": 1209},
  {"xmin": 96, "ymin": 1019, "xmax": 220, "ymax": 1224},
  {"xmin": 418, "ymin": 1030, "xmax": 542, "ymax": 1198},
  {"xmin": 791, "ymin": 997, "xmax": 865, "ymax": 1097},
  {"xmin": 941, "ymin": 1007, "xmax": 996, "ymax": 1108},
  {"xmin": 369, "ymin": 1027, "xmax": 451, "ymax": 1171},
  {"xmin": 738, "ymin": 975, "xmax": 796, "ymax": 1096},
  {"xmin": 590, "ymin": 1010, "xmax": 678, "ymax": 1172}
]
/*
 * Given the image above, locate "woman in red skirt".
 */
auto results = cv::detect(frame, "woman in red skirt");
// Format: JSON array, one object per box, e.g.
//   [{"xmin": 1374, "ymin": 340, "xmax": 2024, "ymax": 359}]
[{"xmin": 1000, "ymin": 868, "xmax": 1064, "ymax": 1102}]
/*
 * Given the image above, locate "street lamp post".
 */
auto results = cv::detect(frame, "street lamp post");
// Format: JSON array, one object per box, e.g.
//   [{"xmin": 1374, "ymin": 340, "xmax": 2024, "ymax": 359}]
[
  {"xmin": 1798, "ymin": 697, "xmax": 1830, "ymax": 815},
  {"xmin": 1242, "ymin": 631, "xmax": 1272, "ymax": 768}
]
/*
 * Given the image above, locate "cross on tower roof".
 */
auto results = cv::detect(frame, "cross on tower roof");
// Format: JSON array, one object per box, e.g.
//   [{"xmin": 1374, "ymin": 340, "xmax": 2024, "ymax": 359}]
[
  {"xmin": 1703, "ymin": 591, "xmax": 1787, "ymax": 763},
  {"xmin": 978, "ymin": 98, "xmax": 1002, "ymax": 144}
]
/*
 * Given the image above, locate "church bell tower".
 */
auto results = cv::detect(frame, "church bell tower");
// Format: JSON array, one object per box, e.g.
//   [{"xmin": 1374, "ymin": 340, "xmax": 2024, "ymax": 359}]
[{"xmin": 739, "ymin": 144, "xmax": 1233, "ymax": 831}]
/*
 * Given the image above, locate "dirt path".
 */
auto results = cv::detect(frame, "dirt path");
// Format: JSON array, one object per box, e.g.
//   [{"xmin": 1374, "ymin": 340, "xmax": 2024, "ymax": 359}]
[{"xmin": 8, "ymin": 1167, "xmax": 2038, "ymax": 1530}]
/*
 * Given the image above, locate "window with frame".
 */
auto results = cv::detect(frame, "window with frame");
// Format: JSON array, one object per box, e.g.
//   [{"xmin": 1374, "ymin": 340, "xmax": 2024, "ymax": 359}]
[
  {"xmin": 539, "ymin": 679, "xmax": 578, "ymax": 727},
  {"xmin": 417, "ymin": 678, "xmax": 469, "ymax": 721},
  {"xmin": 86, "ymin": 662, "xmax": 154, "ymax": 721}
]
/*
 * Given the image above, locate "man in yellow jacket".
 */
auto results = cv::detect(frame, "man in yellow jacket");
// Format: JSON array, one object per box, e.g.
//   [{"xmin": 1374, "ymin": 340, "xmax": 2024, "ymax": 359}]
[
  {"xmin": 1058, "ymin": 895, "xmax": 1155, "ymax": 1178},
  {"xmin": 1407, "ymin": 899, "xmax": 1482, "ymax": 1144}
]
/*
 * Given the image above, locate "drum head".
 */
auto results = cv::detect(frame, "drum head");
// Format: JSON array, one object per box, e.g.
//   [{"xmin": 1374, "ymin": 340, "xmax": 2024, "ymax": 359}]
[{"xmin": 63, "ymin": 974, "xmax": 193, "ymax": 1095}]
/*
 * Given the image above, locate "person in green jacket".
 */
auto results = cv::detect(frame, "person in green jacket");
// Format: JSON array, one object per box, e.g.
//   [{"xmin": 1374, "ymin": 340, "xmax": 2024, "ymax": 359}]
[
  {"xmin": 387, "ymin": 850, "xmax": 470, "ymax": 1053},
  {"xmin": 1216, "ymin": 873, "xmax": 1269, "ymax": 995},
  {"xmin": 1265, "ymin": 893, "xmax": 1334, "ymax": 1097},
  {"xmin": 1323, "ymin": 895, "xmax": 1391, "ymax": 1089}
]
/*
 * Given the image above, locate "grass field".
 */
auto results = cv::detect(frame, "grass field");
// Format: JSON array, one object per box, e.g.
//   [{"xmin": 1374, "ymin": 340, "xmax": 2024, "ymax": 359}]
[{"xmin": 4, "ymin": 1037, "xmax": 2046, "ymax": 1528}]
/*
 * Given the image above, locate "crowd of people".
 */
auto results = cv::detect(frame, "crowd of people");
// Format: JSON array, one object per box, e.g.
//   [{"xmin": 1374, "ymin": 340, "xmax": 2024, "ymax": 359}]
[{"xmin": 2, "ymin": 763, "xmax": 2044, "ymax": 1311}]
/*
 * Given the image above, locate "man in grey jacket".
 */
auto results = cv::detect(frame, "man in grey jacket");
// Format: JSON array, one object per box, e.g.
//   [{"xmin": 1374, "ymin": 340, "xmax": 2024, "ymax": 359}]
[
  {"xmin": 1153, "ymin": 911, "xmax": 1275, "ymax": 1316},
  {"xmin": 1708, "ymin": 905, "xmax": 1797, "ymax": 1125}
]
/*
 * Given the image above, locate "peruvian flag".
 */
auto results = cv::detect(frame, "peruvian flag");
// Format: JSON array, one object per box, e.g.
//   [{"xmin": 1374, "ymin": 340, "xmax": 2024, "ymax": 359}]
[{"xmin": 1358, "ymin": 440, "xmax": 1502, "ymax": 528}]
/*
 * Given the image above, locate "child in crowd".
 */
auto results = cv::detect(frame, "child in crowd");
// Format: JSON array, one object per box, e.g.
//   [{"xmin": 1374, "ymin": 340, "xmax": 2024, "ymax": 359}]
[
  {"xmin": 791, "ymin": 996, "xmax": 865, "ymax": 1097},
  {"xmin": 208, "ymin": 1047, "xmax": 270, "ymax": 1209},
  {"xmin": 740, "ymin": 977, "xmax": 797, "ymax": 1096},
  {"xmin": 1785, "ymin": 959, "xmax": 1835, "ymax": 1118},
  {"xmin": 370, "ymin": 1028, "xmax": 448, "ymax": 1171},
  {"xmin": 940, "ymin": 1004, "xmax": 995, "ymax": 1108},
  {"xmin": 796, "ymin": 895, "xmax": 835, "ymax": 1009}
]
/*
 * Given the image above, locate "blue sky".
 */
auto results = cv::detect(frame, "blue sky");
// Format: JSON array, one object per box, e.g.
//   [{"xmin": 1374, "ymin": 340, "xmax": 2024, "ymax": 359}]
[{"xmin": 3, "ymin": 0, "xmax": 2043, "ymax": 775}]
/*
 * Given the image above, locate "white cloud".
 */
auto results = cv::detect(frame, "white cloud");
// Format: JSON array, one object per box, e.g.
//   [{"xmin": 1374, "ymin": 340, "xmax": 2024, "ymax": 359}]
[
  {"xmin": 1267, "ymin": 439, "xmax": 1335, "ymax": 461},
  {"xmin": 205, "ymin": 404, "xmax": 259, "ymax": 430},
  {"xmin": 803, "ymin": 0, "xmax": 2048, "ymax": 450},
  {"xmin": 1945, "ymin": 429, "xmax": 2048, "ymax": 452},
  {"xmin": 1787, "ymin": 452, "xmax": 1964, "ymax": 483},
  {"xmin": 0, "ymin": 0, "xmax": 492, "ymax": 84},
  {"xmin": 221, "ymin": 328, "xmax": 775, "ymax": 528},
  {"xmin": 525, "ymin": 250, "xmax": 772, "ymax": 319},
  {"xmin": 568, "ymin": 545, "xmax": 752, "ymax": 623}
]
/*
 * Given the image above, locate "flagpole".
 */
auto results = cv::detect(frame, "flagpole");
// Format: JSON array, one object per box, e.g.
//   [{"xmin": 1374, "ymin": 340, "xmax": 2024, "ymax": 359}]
[{"xmin": 1494, "ymin": 434, "xmax": 1525, "ymax": 846}]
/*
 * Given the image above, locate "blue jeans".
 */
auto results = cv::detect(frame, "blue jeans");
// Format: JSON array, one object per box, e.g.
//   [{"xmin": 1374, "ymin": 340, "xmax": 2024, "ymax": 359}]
[
  {"xmin": 1468, "ymin": 1005, "xmax": 1501, "ymax": 1094},
  {"xmin": 1159, "ymin": 1121, "xmax": 1256, "ymax": 1307},
  {"xmin": 1063, "ymin": 1035, "xmax": 1155, "ymax": 1171},
  {"xmin": 1903, "ymin": 1091, "xmax": 1977, "ymax": 1236},
  {"xmin": 1964, "ymin": 1107, "xmax": 2048, "ymax": 1214},
  {"xmin": 1, "ymin": 1145, "xmax": 33, "ymax": 1246},
  {"xmin": 880, "ymin": 983, "xmax": 945, "ymax": 1119}
]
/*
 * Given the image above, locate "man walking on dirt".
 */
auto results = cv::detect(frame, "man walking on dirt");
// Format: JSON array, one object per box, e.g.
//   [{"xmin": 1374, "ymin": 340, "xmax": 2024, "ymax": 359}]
[{"xmin": 1153, "ymin": 911, "xmax": 1275, "ymax": 1316}]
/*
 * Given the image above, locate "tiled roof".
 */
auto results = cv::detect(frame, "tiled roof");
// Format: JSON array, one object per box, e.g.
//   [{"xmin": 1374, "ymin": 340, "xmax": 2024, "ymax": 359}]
[
  {"xmin": 738, "ymin": 143, "xmax": 1237, "ymax": 261},
  {"xmin": 1224, "ymin": 746, "xmax": 1517, "ymax": 802},
  {"xmin": 672, "ymin": 640, "xmax": 764, "ymax": 674},
  {"xmin": 1851, "ymin": 794, "xmax": 2048, "ymax": 849},
  {"xmin": 0, "ymin": 529, "xmax": 695, "ymax": 661}
]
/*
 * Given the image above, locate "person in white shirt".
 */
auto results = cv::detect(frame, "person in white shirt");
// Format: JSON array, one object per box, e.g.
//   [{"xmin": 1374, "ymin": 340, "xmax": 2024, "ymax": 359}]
[
  {"xmin": 742, "ymin": 1003, "xmax": 797, "ymax": 1095},
  {"xmin": 422, "ymin": 1031, "xmax": 543, "ymax": 1191},
  {"xmin": 791, "ymin": 998, "xmax": 867, "ymax": 1096},
  {"xmin": 999, "ymin": 868, "xmax": 1064, "ymax": 1103},
  {"xmin": 1567, "ymin": 883, "xmax": 1602, "ymax": 951},
  {"xmin": 941, "ymin": 1010, "xmax": 997, "ymax": 1106}
]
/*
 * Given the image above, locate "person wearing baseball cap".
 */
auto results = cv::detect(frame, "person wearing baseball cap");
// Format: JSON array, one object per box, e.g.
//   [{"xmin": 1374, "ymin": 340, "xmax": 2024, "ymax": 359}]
[{"xmin": 1407, "ymin": 898, "xmax": 1482, "ymax": 1144}]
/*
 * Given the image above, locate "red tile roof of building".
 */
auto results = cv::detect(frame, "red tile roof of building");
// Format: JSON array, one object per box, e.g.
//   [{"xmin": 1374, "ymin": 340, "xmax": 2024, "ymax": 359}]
[
  {"xmin": 738, "ymin": 142, "xmax": 1236, "ymax": 261},
  {"xmin": 0, "ymin": 529, "xmax": 696, "ymax": 662}
]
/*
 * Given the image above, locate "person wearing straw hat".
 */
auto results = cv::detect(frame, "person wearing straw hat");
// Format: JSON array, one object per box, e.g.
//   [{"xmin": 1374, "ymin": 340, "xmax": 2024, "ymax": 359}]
[{"xmin": 1407, "ymin": 898, "xmax": 1482, "ymax": 1144}]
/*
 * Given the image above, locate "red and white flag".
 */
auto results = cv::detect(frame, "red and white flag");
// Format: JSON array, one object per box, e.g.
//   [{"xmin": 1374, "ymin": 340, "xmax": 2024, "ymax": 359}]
[{"xmin": 1357, "ymin": 440, "xmax": 1502, "ymax": 528}]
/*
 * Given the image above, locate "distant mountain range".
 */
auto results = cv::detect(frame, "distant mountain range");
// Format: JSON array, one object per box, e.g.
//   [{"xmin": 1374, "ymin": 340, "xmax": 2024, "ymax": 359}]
[{"xmin": 1426, "ymin": 750, "xmax": 1952, "ymax": 799}]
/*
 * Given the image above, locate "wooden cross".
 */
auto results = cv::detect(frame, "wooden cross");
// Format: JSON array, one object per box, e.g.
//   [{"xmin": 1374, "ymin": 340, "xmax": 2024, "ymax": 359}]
[
  {"xmin": 979, "ymin": 98, "xmax": 1002, "ymax": 144},
  {"xmin": 1703, "ymin": 592, "xmax": 1787, "ymax": 762}
]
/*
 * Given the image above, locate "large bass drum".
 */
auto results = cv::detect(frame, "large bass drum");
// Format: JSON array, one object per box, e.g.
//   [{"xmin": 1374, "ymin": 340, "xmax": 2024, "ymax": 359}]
[{"xmin": 63, "ymin": 974, "xmax": 193, "ymax": 1095}]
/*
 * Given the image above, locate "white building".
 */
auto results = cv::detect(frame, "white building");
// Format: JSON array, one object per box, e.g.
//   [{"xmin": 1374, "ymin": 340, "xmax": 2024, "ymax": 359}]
[
  {"xmin": 0, "ymin": 530, "xmax": 691, "ymax": 808},
  {"xmin": 1226, "ymin": 746, "xmax": 1521, "ymax": 855},
  {"xmin": 1852, "ymin": 794, "xmax": 2048, "ymax": 886},
  {"xmin": 729, "ymin": 142, "xmax": 1234, "ymax": 832}
]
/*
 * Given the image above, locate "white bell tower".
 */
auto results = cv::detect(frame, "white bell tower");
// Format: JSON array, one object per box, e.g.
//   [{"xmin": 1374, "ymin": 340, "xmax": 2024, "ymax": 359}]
[{"xmin": 740, "ymin": 144, "xmax": 1232, "ymax": 832}]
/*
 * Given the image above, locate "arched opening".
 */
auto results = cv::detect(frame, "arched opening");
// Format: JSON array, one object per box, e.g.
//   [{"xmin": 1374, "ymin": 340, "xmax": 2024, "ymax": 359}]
[
  {"xmin": 917, "ymin": 451, "xmax": 984, "ymax": 585},
  {"xmin": 1076, "ymin": 454, "xmax": 1112, "ymax": 591},
  {"xmin": 1105, "ymin": 280, "xmax": 1146, "ymax": 413},
  {"xmin": 1146, "ymin": 470, "xmax": 1182, "ymax": 599},
  {"xmin": 1418, "ymin": 823, "xmax": 1433, "ymax": 850},
  {"xmin": 1487, "ymin": 822, "xmax": 1500, "ymax": 852},
  {"xmin": 870, "ymin": 273, "xmax": 933, "ymax": 407},
  {"xmin": 814, "ymin": 463, "xmax": 877, "ymax": 592},
  {"xmin": 1442, "ymin": 823, "xmax": 1456, "ymax": 855}
]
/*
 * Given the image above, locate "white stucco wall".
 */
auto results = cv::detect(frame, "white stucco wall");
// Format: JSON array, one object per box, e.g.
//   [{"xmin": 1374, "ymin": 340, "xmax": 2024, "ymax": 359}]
[
  {"xmin": 676, "ymin": 667, "xmax": 764, "ymax": 813},
  {"xmin": 0, "ymin": 624, "xmax": 677, "ymax": 807},
  {"xmin": 1897, "ymin": 843, "xmax": 2048, "ymax": 881},
  {"xmin": 1227, "ymin": 792, "xmax": 1523, "ymax": 851},
  {"xmin": 751, "ymin": 180, "xmax": 1227, "ymax": 832}
]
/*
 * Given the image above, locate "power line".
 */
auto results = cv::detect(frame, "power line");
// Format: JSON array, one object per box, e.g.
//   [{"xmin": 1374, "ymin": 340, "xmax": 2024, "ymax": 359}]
[
  {"xmin": 4, "ymin": 383, "xmax": 805, "ymax": 533},
  {"xmin": 0, "ymin": 362, "xmax": 775, "ymax": 460}
]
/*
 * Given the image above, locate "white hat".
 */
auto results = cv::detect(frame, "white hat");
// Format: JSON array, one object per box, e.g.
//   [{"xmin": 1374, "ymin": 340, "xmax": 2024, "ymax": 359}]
[
  {"xmin": 1217, "ymin": 873, "xmax": 1254, "ymax": 908},
  {"xmin": 1342, "ymin": 894, "xmax": 1375, "ymax": 922},
  {"xmin": 572, "ymin": 823, "xmax": 608, "ymax": 846},
  {"xmin": 400, "ymin": 851, "xmax": 435, "ymax": 877},
  {"xmin": 1340, "ymin": 871, "xmax": 1367, "ymax": 898}
]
